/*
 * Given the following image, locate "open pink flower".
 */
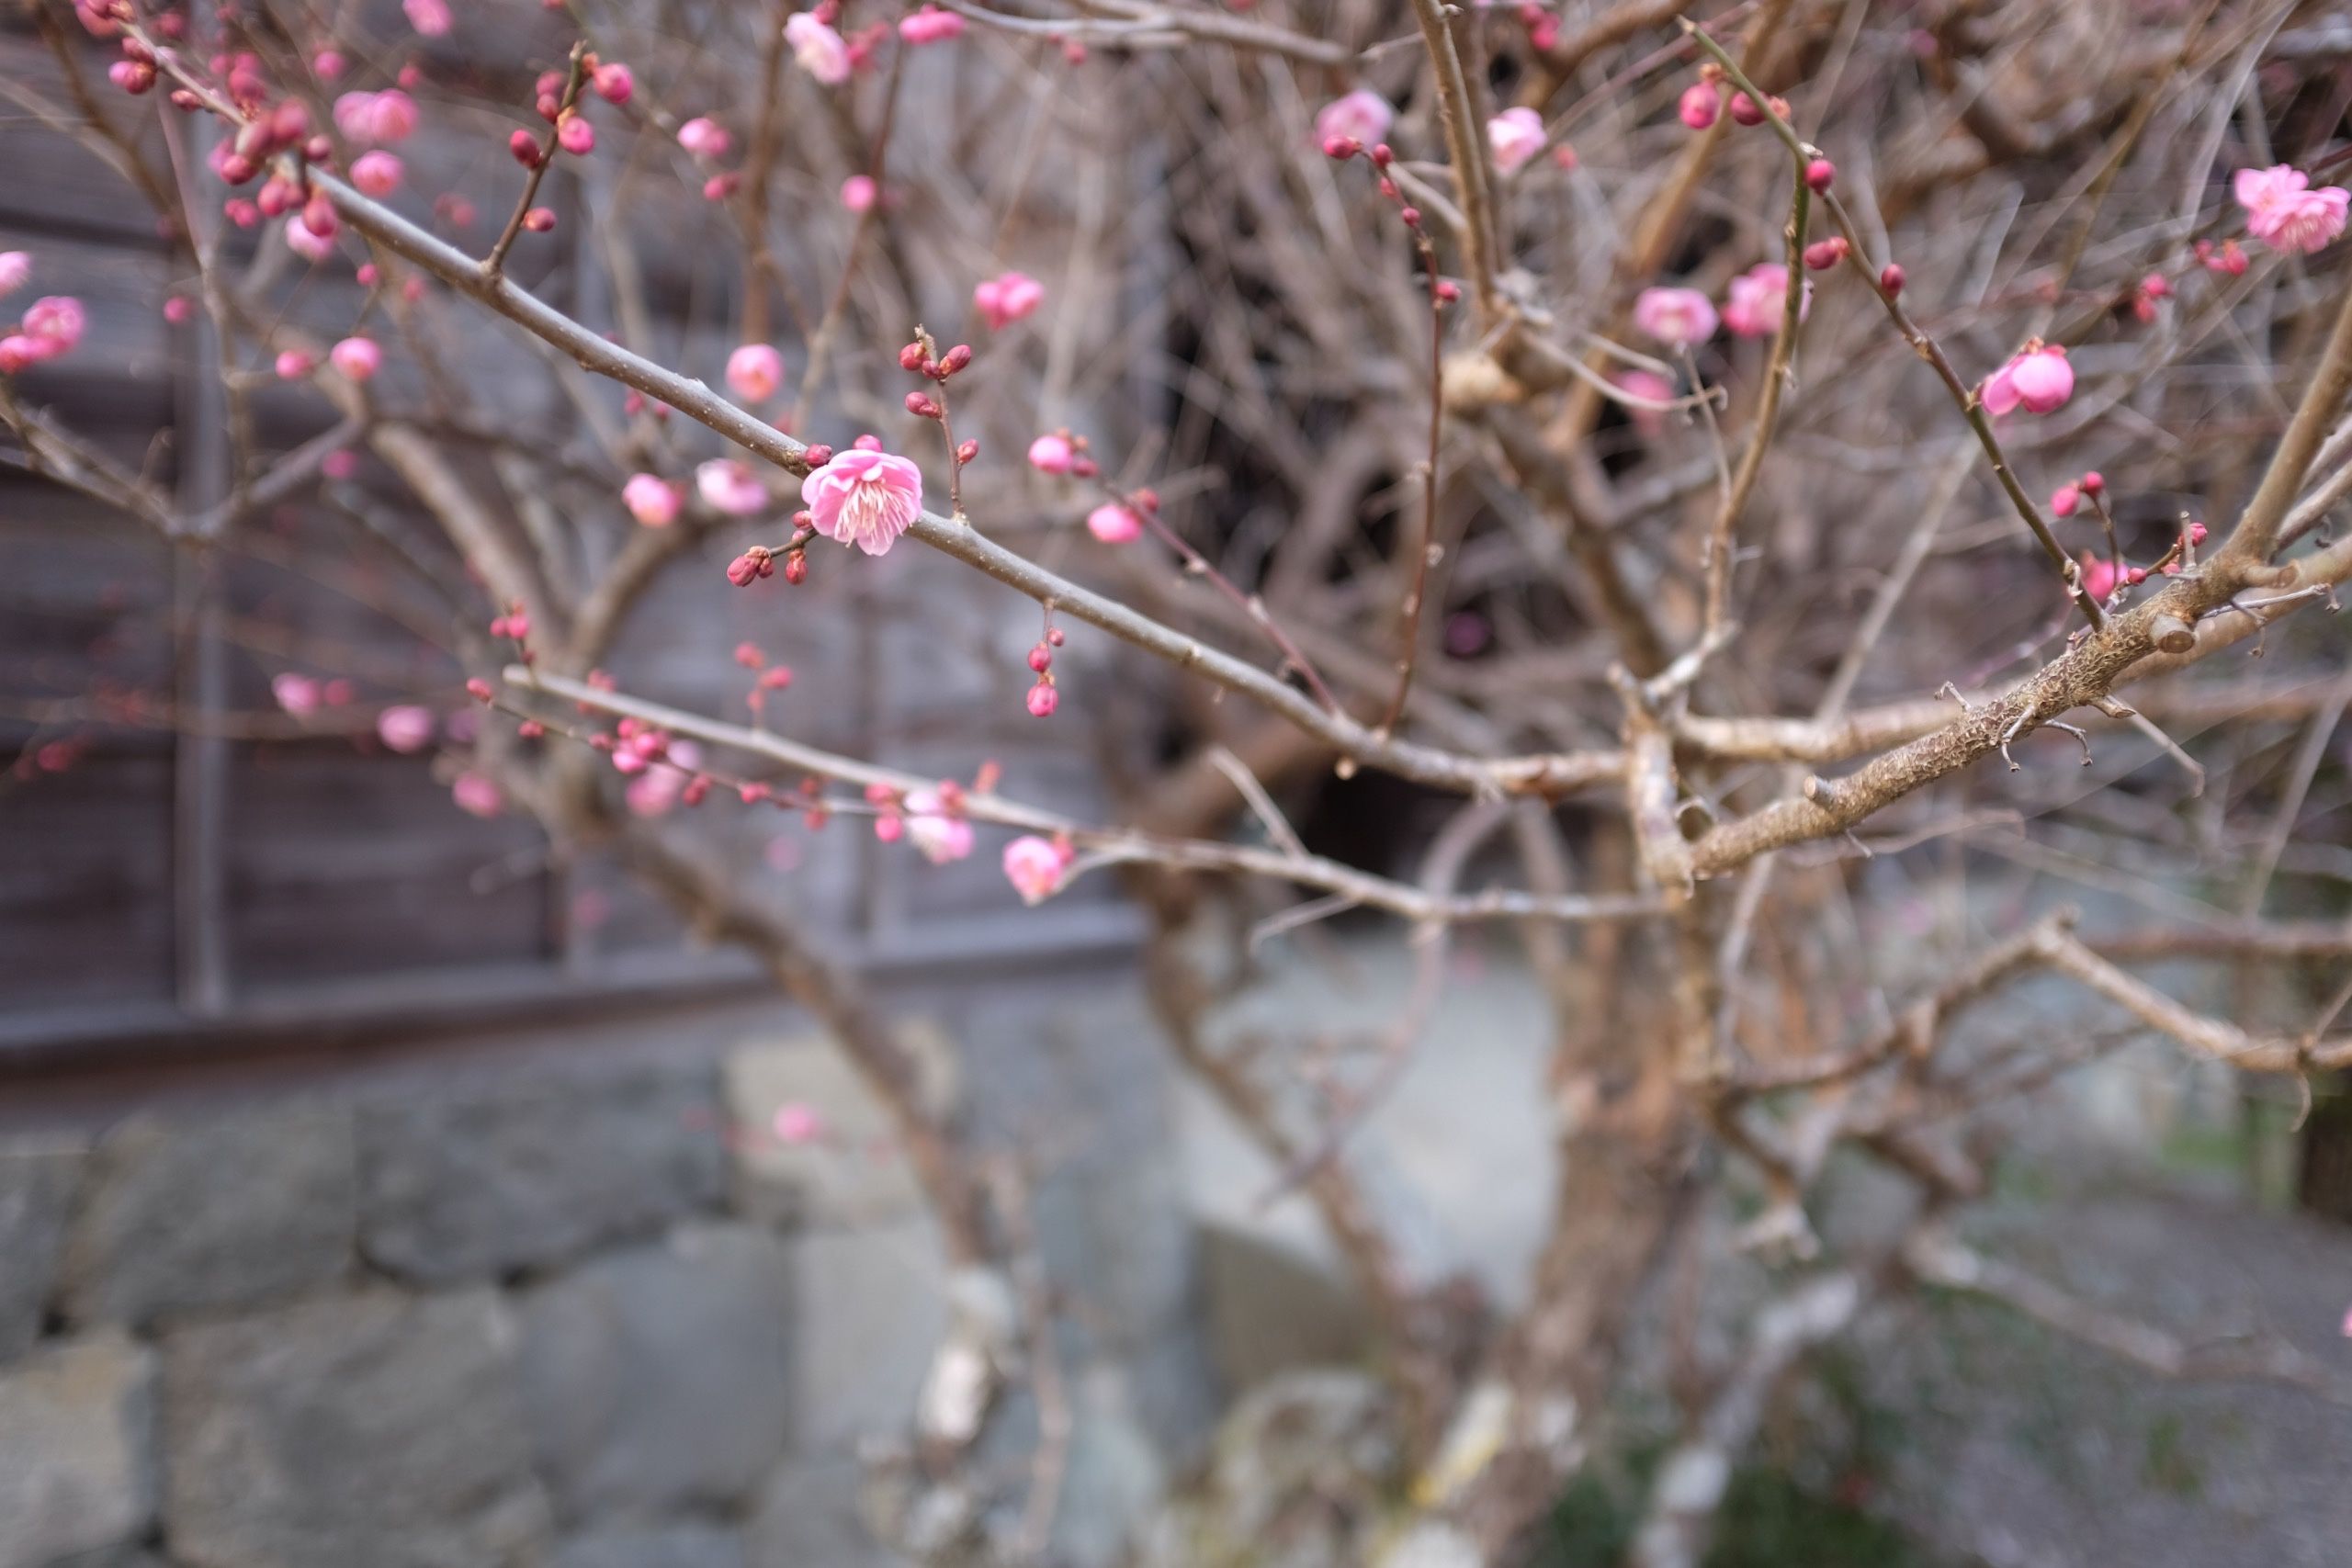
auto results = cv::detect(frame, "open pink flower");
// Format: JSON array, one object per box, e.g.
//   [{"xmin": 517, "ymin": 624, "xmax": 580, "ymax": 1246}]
[
  {"xmin": 1315, "ymin": 89, "xmax": 1393, "ymax": 151},
  {"xmin": 404, "ymin": 0, "xmax": 451, "ymax": 35},
  {"xmin": 1086, "ymin": 502, "xmax": 1142, "ymax": 543},
  {"xmin": 1720, "ymin": 263, "xmax": 1807, "ymax": 339},
  {"xmin": 0, "ymin": 253, "xmax": 28, "ymax": 297},
  {"xmin": 1003, "ymin": 835, "xmax": 1071, "ymax": 905},
  {"xmin": 840, "ymin": 175, "xmax": 877, "ymax": 212},
  {"xmin": 786, "ymin": 12, "xmax": 853, "ymax": 85},
  {"xmin": 331, "ymin": 337, "xmax": 382, "ymax": 381},
  {"xmin": 1487, "ymin": 107, "xmax": 1546, "ymax": 175},
  {"xmin": 19, "ymin": 296, "xmax": 85, "ymax": 358},
  {"xmin": 1980, "ymin": 343, "xmax": 2072, "ymax": 416},
  {"xmin": 350, "ymin": 151, "xmax": 404, "ymax": 197},
  {"xmin": 2234, "ymin": 164, "xmax": 2349, "ymax": 255},
  {"xmin": 451, "ymin": 771, "xmax": 503, "ymax": 818},
  {"xmin": 624, "ymin": 473, "xmax": 682, "ymax": 527},
  {"xmin": 726, "ymin": 343, "xmax": 786, "ymax": 401},
  {"xmin": 903, "ymin": 789, "xmax": 975, "ymax": 863},
  {"xmin": 974, "ymin": 271, "xmax": 1044, "ymax": 332},
  {"xmin": 677, "ymin": 117, "xmax": 732, "ymax": 159},
  {"xmin": 1633, "ymin": 286, "xmax": 1718, "ymax": 348},
  {"xmin": 376, "ymin": 705, "xmax": 435, "ymax": 753},
  {"xmin": 697, "ymin": 460, "xmax": 770, "ymax": 516},
  {"xmin": 802, "ymin": 448, "xmax": 923, "ymax": 556},
  {"xmin": 899, "ymin": 6, "xmax": 965, "ymax": 43}
]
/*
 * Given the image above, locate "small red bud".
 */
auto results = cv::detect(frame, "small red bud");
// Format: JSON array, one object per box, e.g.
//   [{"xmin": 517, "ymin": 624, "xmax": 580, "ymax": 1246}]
[
  {"xmin": 1878, "ymin": 263, "xmax": 1905, "ymax": 297},
  {"xmin": 509, "ymin": 130, "xmax": 544, "ymax": 167},
  {"xmin": 1398, "ymin": 206, "xmax": 1421, "ymax": 229},
  {"xmin": 905, "ymin": 391, "xmax": 941, "ymax": 418},
  {"xmin": 940, "ymin": 344, "xmax": 972, "ymax": 375},
  {"xmin": 1804, "ymin": 158, "xmax": 1835, "ymax": 192},
  {"xmin": 466, "ymin": 678, "xmax": 493, "ymax": 703},
  {"xmin": 1803, "ymin": 236, "xmax": 1849, "ymax": 271},
  {"xmin": 726, "ymin": 553, "xmax": 761, "ymax": 587},
  {"xmin": 1321, "ymin": 134, "xmax": 1360, "ymax": 161},
  {"xmin": 1027, "ymin": 643, "xmax": 1052, "ymax": 672},
  {"xmin": 802, "ymin": 444, "xmax": 833, "ymax": 468},
  {"xmin": 956, "ymin": 439, "xmax": 978, "ymax": 464},
  {"xmin": 1046, "ymin": 626, "xmax": 1065, "ymax": 647},
  {"xmin": 783, "ymin": 552, "xmax": 808, "ymax": 585},
  {"xmin": 1025, "ymin": 681, "xmax": 1058, "ymax": 717},
  {"xmin": 1433, "ymin": 279, "xmax": 1461, "ymax": 302},
  {"xmin": 2080, "ymin": 470, "xmax": 2105, "ymax": 496},
  {"xmin": 2049, "ymin": 483, "xmax": 2079, "ymax": 518},
  {"xmin": 522, "ymin": 207, "xmax": 556, "ymax": 231},
  {"xmin": 1728, "ymin": 91, "xmax": 1763, "ymax": 127},
  {"xmin": 1370, "ymin": 143, "xmax": 1394, "ymax": 168},
  {"xmin": 518, "ymin": 720, "xmax": 545, "ymax": 739},
  {"xmin": 899, "ymin": 342, "xmax": 927, "ymax": 372}
]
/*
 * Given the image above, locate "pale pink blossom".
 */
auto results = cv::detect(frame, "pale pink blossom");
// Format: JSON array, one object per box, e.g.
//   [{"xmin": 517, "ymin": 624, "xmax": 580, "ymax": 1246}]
[
  {"xmin": 973, "ymin": 271, "xmax": 1044, "ymax": 332},
  {"xmin": 19, "ymin": 296, "xmax": 85, "ymax": 358},
  {"xmin": 331, "ymin": 336, "xmax": 382, "ymax": 381},
  {"xmin": 626, "ymin": 739, "xmax": 703, "ymax": 818},
  {"xmin": 1027, "ymin": 433, "xmax": 1075, "ymax": 474},
  {"xmin": 802, "ymin": 448, "xmax": 923, "ymax": 556},
  {"xmin": 286, "ymin": 211, "xmax": 337, "ymax": 263},
  {"xmin": 333, "ymin": 89, "xmax": 419, "ymax": 145},
  {"xmin": 1086, "ymin": 502, "xmax": 1142, "ymax": 543},
  {"xmin": 624, "ymin": 473, "xmax": 683, "ymax": 527},
  {"xmin": 403, "ymin": 0, "xmax": 452, "ymax": 36},
  {"xmin": 903, "ymin": 789, "xmax": 975, "ymax": 863},
  {"xmin": 0, "ymin": 253, "xmax": 28, "ymax": 297},
  {"xmin": 1611, "ymin": 367, "xmax": 1676, "ymax": 437},
  {"xmin": 376, "ymin": 705, "xmax": 435, "ymax": 752},
  {"xmin": 899, "ymin": 6, "xmax": 966, "ymax": 43},
  {"xmin": 272, "ymin": 672, "xmax": 322, "ymax": 716},
  {"xmin": 1632, "ymin": 286, "xmax": 1718, "ymax": 348},
  {"xmin": 677, "ymin": 117, "xmax": 732, "ymax": 159},
  {"xmin": 2233, "ymin": 164, "xmax": 2349, "ymax": 255},
  {"xmin": 772, "ymin": 1101, "xmax": 826, "ymax": 1145},
  {"xmin": 1314, "ymin": 89, "xmax": 1393, "ymax": 151},
  {"xmin": 1720, "ymin": 263, "xmax": 1808, "ymax": 339},
  {"xmin": 786, "ymin": 12, "xmax": 853, "ymax": 85},
  {"xmin": 697, "ymin": 459, "xmax": 771, "ymax": 516},
  {"xmin": 1002, "ymin": 835, "xmax": 1071, "ymax": 905},
  {"xmin": 840, "ymin": 175, "xmax": 877, "ymax": 212},
  {"xmin": 1487, "ymin": 107, "xmax": 1546, "ymax": 175},
  {"xmin": 451, "ymin": 771, "xmax": 503, "ymax": 818},
  {"xmin": 1980, "ymin": 344, "xmax": 2073, "ymax": 416},
  {"xmin": 726, "ymin": 343, "xmax": 786, "ymax": 401},
  {"xmin": 351, "ymin": 151, "xmax": 404, "ymax": 197}
]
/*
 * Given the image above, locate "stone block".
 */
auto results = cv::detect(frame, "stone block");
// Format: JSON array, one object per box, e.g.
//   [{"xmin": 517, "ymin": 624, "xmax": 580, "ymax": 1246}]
[
  {"xmin": 515, "ymin": 1224, "xmax": 791, "ymax": 1523},
  {"xmin": 57, "ymin": 1109, "xmax": 353, "ymax": 1329},
  {"xmin": 785, "ymin": 1220, "xmax": 947, "ymax": 1454},
  {"xmin": 551, "ymin": 1524, "xmax": 748, "ymax": 1568},
  {"xmin": 0, "ymin": 1331, "xmax": 155, "ymax": 1568},
  {"xmin": 159, "ymin": 1288, "xmax": 549, "ymax": 1568},
  {"xmin": 0, "ymin": 1136, "xmax": 82, "ymax": 1359},
  {"xmin": 357, "ymin": 1061, "xmax": 728, "ymax": 1285},
  {"xmin": 744, "ymin": 1456, "xmax": 912, "ymax": 1568}
]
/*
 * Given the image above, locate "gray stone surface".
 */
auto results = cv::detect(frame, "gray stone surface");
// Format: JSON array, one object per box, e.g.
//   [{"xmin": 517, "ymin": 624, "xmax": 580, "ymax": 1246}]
[
  {"xmin": 551, "ymin": 1523, "xmax": 748, "ymax": 1568},
  {"xmin": 0, "ymin": 1332, "xmax": 156, "ymax": 1568},
  {"xmin": 516, "ymin": 1223, "xmax": 792, "ymax": 1523},
  {"xmin": 160, "ymin": 1288, "xmax": 549, "ymax": 1568},
  {"xmin": 745, "ymin": 1456, "xmax": 912, "ymax": 1568},
  {"xmin": 57, "ymin": 1109, "xmax": 353, "ymax": 1328},
  {"xmin": 786, "ymin": 1219, "xmax": 947, "ymax": 1454},
  {"xmin": 0, "ymin": 1136, "xmax": 82, "ymax": 1360},
  {"xmin": 357, "ymin": 1062, "xmax": 728, "ymax": 1284}
]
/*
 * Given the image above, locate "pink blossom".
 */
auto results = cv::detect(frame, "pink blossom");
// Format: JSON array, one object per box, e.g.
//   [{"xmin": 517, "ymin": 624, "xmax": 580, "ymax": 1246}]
[
  {"xmin": 272, "ymin": 672, "xmax": 322, "ymax": 716},
  {"xmin": 1632, "ymin": 286, "xmax": 1718, "ymax": 348},
  {"xmin": 899, "ymin": 6, "xmax": 966, "ymax": 43},
  {"xmin": 1612, "ymin": 368, "xmax": 1676, "ymax": 437},
  {"xmin": 786, "ymin": 12, "xmax": 853, "ymax": 85},
  {"xmin": 350, "ymin": 151, "xmax": 404, "ymax": 197},
  {"xmin": 2080, "ymin": 554, "xmax": 2119, "ymax": 602},
  {"xmin": 2233, "ymin": 164, "xmax": 2350, "ymax": 255},
  {"xmin": 1086, "ymin": 502, "xmax": 1142, "ymax": 543},
  {"xmin": 1003, "ymin": 835, "xmax": 1071, "ymax": 904},
  {"xmin": 275, "ymin": 349, "xmax": 314, "ymax": 379},
  {"xmin": 726, "ymin": 343, "xmax": 786, "ymax": 401},
  {"xmin": 333, "ymin": 89, "xmax": 418, "ymax": 146},
  {"xmin": 1720, "ymin": 263, "xmax": 1807, "ymax": 339},
  {"xmin": 376, "ymin": 705, "xmax": 435, "ymax": 752},
  {"xmin": 772, "ymin": 1101, "xmax": 826, "ymax": 1145},
  {"xmin": 404, "ymin": 0, "xmax": 451, "ymax": 35},
  {"xmin": 974, "ymin": 271, "xmax": 1045, "ymax": 332},
  {"xmin": 840, "ymin": 175, "xmax": 877, "ymax": 212},
  {"xmin": 286, "ymin": 211, "xmax": 337, "ymax": 262},
  {"xmin": 0, "ymin": 253, "xmax": 28, "ymax": 297},
  {"xmin": 331, "ymin": 336, "xmax": 382, "ymax": 381},
  {"xmin": 626, "ymin": 739, "xmax": 703, "ymax": 818},
  {"xmin": 624, "ymin": 473, "xmax": 683, "ymax": 527},
  {"xmin": 1679, "ymin": 80, "xmax": 1720, "ymax": 130},
  {"xmin": 313, "ymin": 50, "xmax": 346, "ymax": 80},
  {"xmin": 19, "ymin": 296, "xmax": 85, "ymax": 358},
  {"xmin": 1980, "ymin": 344, "xmax": 2073, "ymax": 416},
  {"xmin": 593, "ymin": 62, "xmax": 634, "ymax": 105},
  {"xmin": 697, "ymin": 459, "xmax": 771, "ymax": 516},
  {"xmin": 1315, "ymin": 89, "xmax": 1393, "ymax": 151},
  {"xmin": 802, "ymin": 448, "xmax": 923, "ymax": 556},
  {"xmin": 903, "ymin": 789, "xmax": 975, "ymax": 863},
  {"xmin": 1028, "ymin": 433, "xmax": 1076, "ymax": 474},
  {"xmin": 451, "ymin": 771, "xmax": 503, "ymax": 818},
  {"xmin": 556, "ymin": 113, "xmax": 595, "ymax": 156},
  {"xmin": 1487, "ymin": 107, "xmax": 1546, "ymax": 175},
  {"xmin": 677, "ymin": 117, "xmax": 732, "ymax": 159}
]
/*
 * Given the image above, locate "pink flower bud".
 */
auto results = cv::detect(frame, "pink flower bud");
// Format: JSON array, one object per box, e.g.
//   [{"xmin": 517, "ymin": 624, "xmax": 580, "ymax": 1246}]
[
  {"xmin": 313, "ymin": 50, "xmax": 346, "ymax": 80},
  {"xmin": 109, "ymin": 59, "xmax": 156, "ymax": 94},
  {"xmin": 509, "ymin": 130, "xmax": 544, "ymax": 167},
  {"xmin": 330, "ymin": 336, "xmax": 381, "ymax": 381},
  {"xmin": 556, "ymin": 111, "xmax": 595, "ymax": 155},
  {"xmin": 404, "ymin": 0, "xmax": 453, "ymax": 36},
  {"xmin": 275, "ymin": 348, "xmax": 314, "ymax": 379},
  {"xmin": 973, "ymin": 271, "xmax": 1044, "ymax": 332},
  {"xmin": 840, "ymin": 174, "xmax": 876, "ymax": 211},
  {"xmin": 1487, "ymin": 107, "xmax": 1546, "ymax": 175},
  {"xmin": 1878, "ymin": 263, "xmax": 1905, "ymax": 297},
  {"xmin": 593, "ymin": 62, "xmax": 634, "ymax": 104},
  {"xmin": 956, "ymin": 438, "xmax": 978, "ymax": 464},
  {"xmin": 1802, "ymin": 236, "xmax": 1849, "ymax": 270},
  {"xmin": 376, "ymin": 705, "xmax": 435, "ymax": 752},
  {"xmin": 1025, "ymin": 681, "xmax": 1058, "ymax": 717},
  {"xmin": 899, "ymin": 5, "xmax": 965, "ymax": 43},
  {"xmin": 1027, "ymin": 643, "xmax": 1052, "ymax": 672},
  {"xmin": 905, "ymin": 391, "xmax": 940, "ymax": 418},
  {"xmin": 1002, "ymin": 834, "xmax": 1071, "ymax": 904},
  {"xmin": 351, "ymin": 150, "xmax": 404, "ymax": 197},
  {"xmin": 2049, "ymin": 483, "xmax": 2079, "ymax": 518},
  {"xmin": 522, "ymin": 207, "xmax": 556, "ymax": 232},
  {"xmin": 1086, "ymin": 502, "xmax": 1142, "ymax": 543},
  {"xmin": 0, "ymin": 253, "xmax": 28, "ymax": 297},
  {"xmin": 1028, "ymin": 433, "xmax": 1076, "ymax": 474},
  {"xmin": 2080, "ymin": 471, "xmax": 2104, "ymax": 496},
  {"xmin": 677, "ymin": 117, "xmax": 731, "ymax": 159},
  {"xmin": 465, "ymin": 677, "xmax": 494, "ymax": 703},
  {"xmin": 1678, "ymin": 81, "xmax": 1720, "ymax": 130},
  {"xmin": 727, "ymin": 343, "xmax": 786, "ymax": 401},
  {"xmin": 939, "ymin": 344, "xmax": 973, "ymax": 376},
  {"xmin": 451, "ymin": 772, "xmax": 503, "ymax": 818},
  {"xmin": 1804, "ymin": 158, "xmax": 1835, "ymax": 192}
]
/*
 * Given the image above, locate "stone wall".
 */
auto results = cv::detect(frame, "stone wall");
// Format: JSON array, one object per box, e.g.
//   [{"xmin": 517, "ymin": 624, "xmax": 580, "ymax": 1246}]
[{"xmin": 0, "ymin": 968, "xmax": 1209, "ymax": 1568}]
